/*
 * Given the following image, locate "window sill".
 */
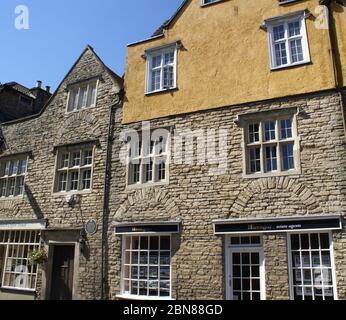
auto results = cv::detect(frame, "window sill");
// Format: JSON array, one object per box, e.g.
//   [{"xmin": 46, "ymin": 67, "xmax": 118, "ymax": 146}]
[
  {"xmin": 126, "ymin": 181, "xmax": 169, "ymax": 191},
  {"xmin": 270, "ymin": 60, "xmax": 311, "ymax": 72},
  {"xmin": 145, "ymin": 87, "xmax": 178, "ymax": 96},
  {"xmin": 0, "ymin": 195, "xmax": 25, "ymax": 201},
  {"xmin": 242, "ymin": 170, "xmax": 301, "ymax": 179},
  {"xmin": 0, "ymin": 286, "xmax": 36, "ymax": 294},
  {"xmin": 51, "ymin": 190, "xmax": 92, "ymax": 197},
  {"xmin": 116, "ymin": 294, "xmax": 175, "ymax": 301}
]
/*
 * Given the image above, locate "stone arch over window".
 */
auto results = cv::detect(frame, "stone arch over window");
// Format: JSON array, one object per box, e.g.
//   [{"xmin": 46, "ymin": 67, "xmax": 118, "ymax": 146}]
[
  {"xmin": 114, "ymin": 188, "xmax": 180, "ymax": 221},
  {"xmin": 229, "ymin": 177, "xmax": 321, "ymax": 219}
]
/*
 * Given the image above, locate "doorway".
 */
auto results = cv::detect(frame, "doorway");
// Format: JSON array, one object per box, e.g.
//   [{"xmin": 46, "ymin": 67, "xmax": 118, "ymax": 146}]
[
  {"xmin": 50, "ymin": 245, "xmax": 75, "ymax": 300},
  {"xmin": 226, "ymin": 236, "xmax": 265, "ymax": 300}
]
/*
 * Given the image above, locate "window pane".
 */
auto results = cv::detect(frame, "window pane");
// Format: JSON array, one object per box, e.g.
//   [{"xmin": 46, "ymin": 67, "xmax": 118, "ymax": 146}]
[
  {"xmin": 290, "ymin": 39, "xmax": 304, "ymax": 63},
  {"xmin": 289, "ymin": 21, "xmax": 301, "ymax": 37},
  {"xmin": 280, "ymin": 119, "xmax": 293, "ymax": 139},
  {"xmin": 86, "ymin": 82, "xmax": 97, "ymax": 107},
  {"xmin": 249, "ymin": 148, "xmax": 261, "ymax": 173},
  {"xmin": 82, "ymin": 170, "xmax": 92, "ymax": 190},
  {"xmin": 83, "ymin": 150, "xmax": 93, "ymax": 166},
  {"xmin": 265, "ymin": 146, "xmax": 278, "ymax": 172},
  {"xmin": 275, "ymin": 43, "xmax": 288, "ymax": 66},
  {"xmin": 163, "ymin": 66, "xmax": 174, "ymax": 88},
  {"xmin": 58, "ymin": 172, "xmax": 67, "ymax": 192},
  {"xmin": 264, "ymin": 121, "xmax": 276, "ymax": 141},
  {"xmin": 281, "ymin": 144, "xmax": 295, "ymax": 171},
  {"xmin": 152, "ymin": 55, "xmax": 162, "ymax": 68},
  {"xmin": 69, "ymin": 172, "xmax": 79, "ymax": 191},
  {"xmin": 78, "ymin": 86, "xmax": 88, "ymax": 109},
  {"xmin": 164, "ymin": 52, "xmax": 174, "ymax": 65},
  {"xmin": 143, "ymin": 160, "xmax": 153, "ymax": 183},
  {"xmin": 68, "ymin": 89, "xmax": 78, "ymax": 111},
  {"xmin": 248, "ymin": 124, "xmax": 260, "ymax": 143},
  {"xmin": 273, "ymin": 25, "xmax": 285, "ymax": 41},
  {"xmin": 60, "ymin": 154, "xmax": 69, "ymax": 169},
  {"xmin": 151, "ymin": 70, "xmax": 161, "ymax": 92},
  {"xmin": 72, "ymin": 152, "xmax": 81, "ymax": 167},
  {"xmin": 130, "ymin": 163, "xmax": 140, "ymax": 184}
]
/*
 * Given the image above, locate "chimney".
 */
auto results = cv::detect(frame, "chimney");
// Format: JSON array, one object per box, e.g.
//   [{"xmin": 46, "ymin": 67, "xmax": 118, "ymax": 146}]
[
  {"xmin": 36, "ymin": 80, "xmax": 42, "ymax": 88},
  {"xmin": 45, "ymin": 86, "xmax": 51, "ymax": 94}
]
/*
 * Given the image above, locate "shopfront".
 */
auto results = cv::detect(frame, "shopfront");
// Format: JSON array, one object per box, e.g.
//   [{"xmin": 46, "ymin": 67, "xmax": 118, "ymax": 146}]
[
  {"xmin": 213, "ymin": 215, "xmax": 343, "ymax": 301},
  {"xmin": 0, "ymin": 219, "xmax": 47, "ymax": 300},
  {"xmin": 114, "ymin": 221, "xmax": 180, "ymax": 300}
]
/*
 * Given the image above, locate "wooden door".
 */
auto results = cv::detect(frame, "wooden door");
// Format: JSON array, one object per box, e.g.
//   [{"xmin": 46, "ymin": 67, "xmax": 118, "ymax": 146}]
[{"xmin": 50, "ymin": 245, "xmax": 75, "ymax": 300}]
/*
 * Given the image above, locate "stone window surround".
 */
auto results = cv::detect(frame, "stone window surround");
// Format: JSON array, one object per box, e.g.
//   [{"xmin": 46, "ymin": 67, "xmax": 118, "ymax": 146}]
[
  {"xmin": 125, "ymin": 131, "xmax": 170, "ymax": 190},
  {"xmin": 65, "ymin": 76, "xmax": 100, "ymax": 114},
  {"xmin": 0, "ymin": 152, "xmax": 31, "ymax": 201},
  {"xmin": 237, "ymin": 107, "xmax": 302, "ymax": 179},
  {"xmin": 52, "ymin": 142, "xmax": 97, "ymax": 196}
]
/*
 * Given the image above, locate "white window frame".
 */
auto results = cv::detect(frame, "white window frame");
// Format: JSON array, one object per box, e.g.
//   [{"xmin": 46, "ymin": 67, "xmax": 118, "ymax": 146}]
[
  {"xmin": 0, "ymin": 230, "xmax": 41, "ymax": 292},
  {"xmin": 225, "ymin": 235, "xmax": 266, "ymax": 301},
  {"xmin": 66, "ymin": 79, "xmax": 99, "ymax": 113},
  {"xmin": 53, "ymin": 146, "xmax": 95, "ymax": 195},
  {"xmin": 201, "ymin": 0, "xmax": 222, "ymax": 6},
  {"xmin": 267, "ymin": 14, "xmax": 310, "ymax": 70},
  {"xmin": 145, "ymin": 46, "xmax": 177, "ymax": 95},
  {"xmin": 120, "ymin": 234, "xmax": 172, "ymax": 300},
  {"xmin": 126, "ymin": 133, "xmax": 170, "ymax": 188},
  {"xmin": 242, "ymin": 112, "xmax": 301, "ymax": 178},
  {"xmin": 0, "ymin": 156, "xmax": 28, "ymax": 199},
  {"xmin": 287, "ymin": 232, "xmax": 338, "ymax": 300}
]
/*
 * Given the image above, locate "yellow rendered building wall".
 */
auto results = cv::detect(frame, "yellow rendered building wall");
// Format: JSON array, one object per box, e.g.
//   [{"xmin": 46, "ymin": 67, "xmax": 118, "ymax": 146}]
[{"xmin": 123, "ymin": 0, "xmax": 341, "ymax": 124}]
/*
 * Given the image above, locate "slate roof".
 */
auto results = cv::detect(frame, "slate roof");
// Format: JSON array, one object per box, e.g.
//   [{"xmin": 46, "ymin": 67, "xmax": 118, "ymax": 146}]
[{"xmin": 0, "ymin": 82, "xmax": 36, "ymax": 98}]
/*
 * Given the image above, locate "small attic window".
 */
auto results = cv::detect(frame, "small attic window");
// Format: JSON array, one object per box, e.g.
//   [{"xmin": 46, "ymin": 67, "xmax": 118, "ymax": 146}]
[
  {"xmin": 67, "ymin": 79, "xmax": 98, "ymax": 112},
  {"xmin": 201, "ymin": 0, "xmax": 222, "ymax": 6}
]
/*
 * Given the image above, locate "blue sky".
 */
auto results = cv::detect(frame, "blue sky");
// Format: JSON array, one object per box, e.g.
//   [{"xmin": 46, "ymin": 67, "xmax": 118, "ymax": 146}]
[{"xmin": 0, "ymin": 0, "xmax": 183, "ymax": 90}]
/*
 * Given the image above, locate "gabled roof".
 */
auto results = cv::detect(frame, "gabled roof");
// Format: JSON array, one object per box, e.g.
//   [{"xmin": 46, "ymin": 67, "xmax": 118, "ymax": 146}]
[
  {"xmin": 2, "ymin": 45, "xmax": 123, "ymax": 126},
  {"xmin": 128, "ymin": 0, "xmax": 190, "ymax": 47},
  {"xmin": 151, "ymin": 0, "xmax": 189, "ymax": 37}
]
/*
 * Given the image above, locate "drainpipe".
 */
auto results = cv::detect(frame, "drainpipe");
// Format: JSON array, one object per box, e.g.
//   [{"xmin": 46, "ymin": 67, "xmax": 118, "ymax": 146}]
[{"xmin": 101, "ymin": 90, "xmax": 124, "ymax": 300}]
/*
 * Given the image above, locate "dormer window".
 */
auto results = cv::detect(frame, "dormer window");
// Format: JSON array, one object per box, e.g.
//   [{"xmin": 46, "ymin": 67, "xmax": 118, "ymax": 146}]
[
  {"xmin": 67, "ymin": 80, "xmax": 98, "ymax": 112},
  {"xmin": 146, "ymin": 45, "xmax": 177, "ymax": 94}
]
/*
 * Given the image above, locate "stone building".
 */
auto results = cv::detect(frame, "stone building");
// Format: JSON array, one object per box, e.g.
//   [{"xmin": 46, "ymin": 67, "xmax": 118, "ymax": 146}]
[
  {"xmin": 0, "ymin": 81, "xmax": 52, "ymax": 123},
  {"xmin": 107, "ymin": 0, "xmax": 346, "ymax": 301},
  {"xmin": 0, "ymin": 46, "xmax": 123, "ymax": 300}
]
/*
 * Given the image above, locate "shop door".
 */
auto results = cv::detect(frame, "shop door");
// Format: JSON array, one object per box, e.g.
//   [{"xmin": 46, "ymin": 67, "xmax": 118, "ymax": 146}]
[{"xmin": 227, "ymin": 247, "xmax": 265, "ymax": 300}]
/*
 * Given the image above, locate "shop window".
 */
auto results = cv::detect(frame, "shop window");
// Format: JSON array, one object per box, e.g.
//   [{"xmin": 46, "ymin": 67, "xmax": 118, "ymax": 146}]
[
  {"xmin": 121, "ymin": 235, "xmax": 171, "ymax": 299},
  {"xmin": 289, "ymin": 233, "xmax": 336, "ymax": 300},
  {"xmin": 0, "ymin": 230, "xmax": 41, "ymax": 291}
]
